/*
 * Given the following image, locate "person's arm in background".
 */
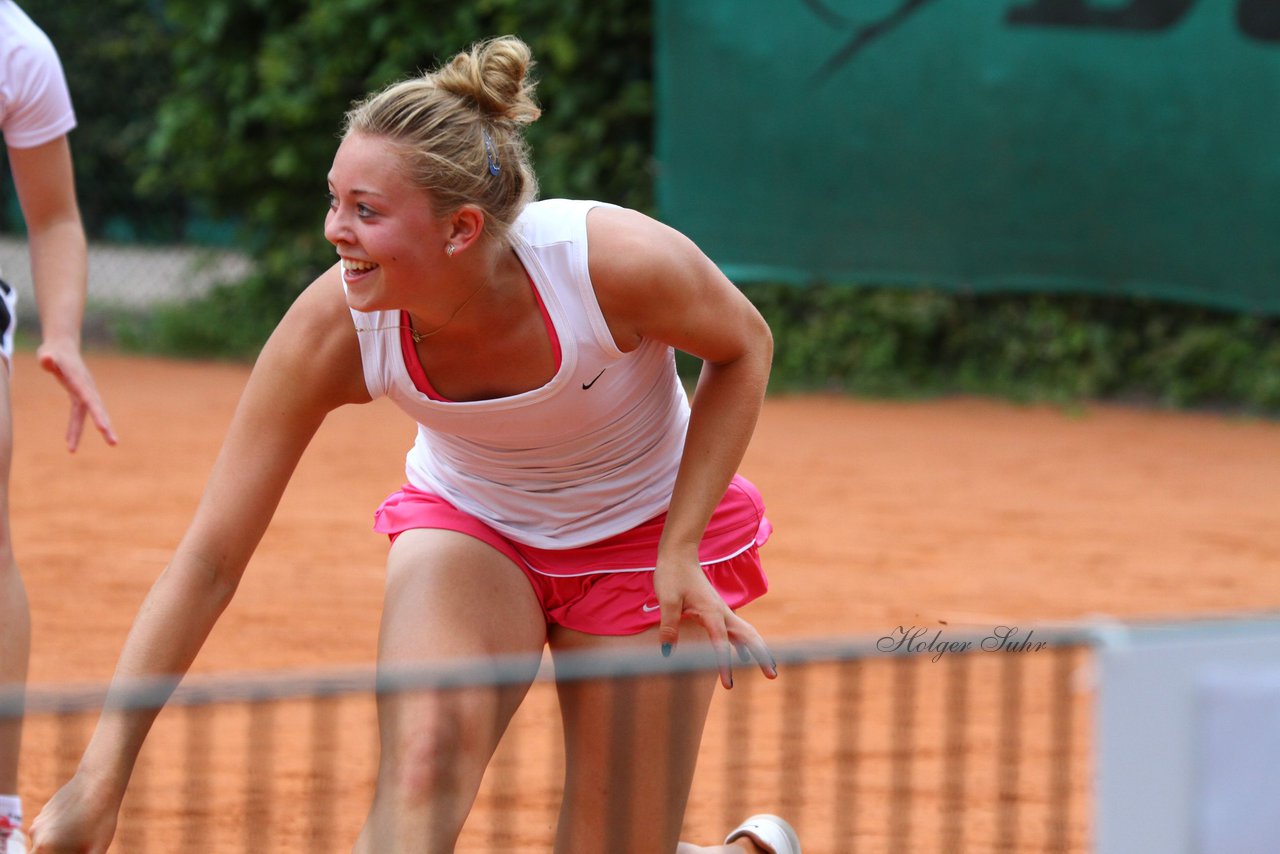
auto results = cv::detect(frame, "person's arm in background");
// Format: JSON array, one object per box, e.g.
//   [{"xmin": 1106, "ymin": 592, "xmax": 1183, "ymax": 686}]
[{"xmin": 7, "ymin": 135, "xmax": 115, "ymax": 449}]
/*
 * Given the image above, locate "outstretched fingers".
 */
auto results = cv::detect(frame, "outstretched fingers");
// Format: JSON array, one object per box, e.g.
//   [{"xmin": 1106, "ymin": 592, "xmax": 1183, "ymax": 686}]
[
  {"xmin": 724, "ymin": 611, "xmax": 779, "ymax": 682},
  {"xmin": 700, "ymin": 615, "xmax": 737, "ymax": 690},
  {"xmin": 659, "ymin": 602, "xmax": 778, "ymax": 690},
  {"xmin": 37, "ymin": 348, "xmax": 118, "ymax": 450}
]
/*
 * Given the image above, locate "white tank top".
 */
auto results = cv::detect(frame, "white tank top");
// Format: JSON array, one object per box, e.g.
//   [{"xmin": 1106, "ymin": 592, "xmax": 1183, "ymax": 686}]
[{"xmin": 349, "ymin": 199, "xmax": 690, "ymax": 548}]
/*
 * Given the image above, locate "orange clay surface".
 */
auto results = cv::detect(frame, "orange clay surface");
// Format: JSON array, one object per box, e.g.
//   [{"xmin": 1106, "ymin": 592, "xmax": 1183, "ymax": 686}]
[{"xmin": 10, "ymin": 350, "xmax": 1280, "ymax": 852}]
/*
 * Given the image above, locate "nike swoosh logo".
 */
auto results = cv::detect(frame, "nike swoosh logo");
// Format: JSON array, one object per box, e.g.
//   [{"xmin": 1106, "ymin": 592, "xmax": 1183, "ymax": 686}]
[
  {"xmin": 642, "ymin": 602, "xmax": 661, "ymax": 612},
  {"xmin": 582, "ymin": 368, "xmax": 606, "ymax": 390}
]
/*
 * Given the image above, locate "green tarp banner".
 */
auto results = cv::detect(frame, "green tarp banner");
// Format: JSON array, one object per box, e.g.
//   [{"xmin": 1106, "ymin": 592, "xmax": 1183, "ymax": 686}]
[{"xmin": 655, "ymin": 0, "xmax": 1280, "ymax": 314}]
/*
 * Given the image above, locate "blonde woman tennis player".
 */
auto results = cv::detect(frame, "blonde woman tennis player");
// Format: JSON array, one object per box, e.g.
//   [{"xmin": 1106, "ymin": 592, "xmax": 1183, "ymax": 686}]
[{"xmin": 32, "ymin": 36, "xmax": 798, "ymax": 854}]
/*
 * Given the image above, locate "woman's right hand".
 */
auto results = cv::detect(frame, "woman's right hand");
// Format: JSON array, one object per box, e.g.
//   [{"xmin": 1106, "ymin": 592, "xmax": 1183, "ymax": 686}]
[{"xmin": 29, "ymin": 772, "xmax": 122, "ymax": 854}]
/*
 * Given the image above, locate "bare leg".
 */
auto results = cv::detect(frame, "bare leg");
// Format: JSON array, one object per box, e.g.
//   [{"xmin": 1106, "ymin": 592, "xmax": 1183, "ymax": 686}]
[
  {"xmin": 353, "ymin": 529, "xmax": 547, "ymax": 854},
  {"xmin": 0, "ymin": 366, "xmax": 27, "ymax": 797},
  {"xmin": 549, "ymin": 625, "xmax": 772, "ymax": 853}
]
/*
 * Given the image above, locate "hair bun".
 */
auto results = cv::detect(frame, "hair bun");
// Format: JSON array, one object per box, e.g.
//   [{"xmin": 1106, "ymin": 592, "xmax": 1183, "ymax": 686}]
[
  {"xmin": 435, "ymin": 36, "xmax": 541, "ymax": 125},
  {"xmin": 344, "ymin": 34, "xmax": 542, "ymax": 244}
]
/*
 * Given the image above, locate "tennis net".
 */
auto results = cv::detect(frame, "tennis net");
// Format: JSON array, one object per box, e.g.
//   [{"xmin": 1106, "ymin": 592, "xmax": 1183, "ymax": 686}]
[{"xmin": 5, "ymin": 627, "xmax": 1096, "ymax": 853}]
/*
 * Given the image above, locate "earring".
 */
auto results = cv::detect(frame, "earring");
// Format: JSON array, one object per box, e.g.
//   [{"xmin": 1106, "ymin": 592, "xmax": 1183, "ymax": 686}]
[{"xmin": 445, "ymin": 244, "xmax": 456, "ymax": 257}]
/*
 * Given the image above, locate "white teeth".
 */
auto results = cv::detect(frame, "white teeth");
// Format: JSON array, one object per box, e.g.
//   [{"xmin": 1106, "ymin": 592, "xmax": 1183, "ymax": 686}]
[{"xmin": 342, "ymin": 258, "xmax": 377, "ymax": 272}]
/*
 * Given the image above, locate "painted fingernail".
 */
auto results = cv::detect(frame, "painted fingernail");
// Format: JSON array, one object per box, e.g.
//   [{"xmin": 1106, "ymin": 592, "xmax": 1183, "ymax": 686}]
[{"xmin": 661, "ymin": 643, "xmax": 672, "ymax": 658}]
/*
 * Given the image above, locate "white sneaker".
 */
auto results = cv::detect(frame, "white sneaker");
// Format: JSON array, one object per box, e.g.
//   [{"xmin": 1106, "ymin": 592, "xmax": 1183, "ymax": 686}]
[
  {"xmin": 0, "ymin": 817, "xmax": 26, "ymax": 854},
  {"xmin": 724, "ymin": 813, "xmax": 801, "ymax": 854}
]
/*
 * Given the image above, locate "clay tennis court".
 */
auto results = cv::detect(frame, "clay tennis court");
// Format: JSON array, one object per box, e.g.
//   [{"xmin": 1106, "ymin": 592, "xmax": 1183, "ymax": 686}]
[{"xmin": 10, "ymin": 349, "xmax": 1280, "ymax": 851}]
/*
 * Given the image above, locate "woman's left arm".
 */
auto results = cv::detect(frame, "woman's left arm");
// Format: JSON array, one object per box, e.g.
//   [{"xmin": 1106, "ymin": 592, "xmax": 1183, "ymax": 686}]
[
  {"xmin": 8, "ymin": 136, "xmax": 116, "ymax": 449},
  {"xmin": 587, "ymin": 207, "xmax": 776, "ymax": 688}
]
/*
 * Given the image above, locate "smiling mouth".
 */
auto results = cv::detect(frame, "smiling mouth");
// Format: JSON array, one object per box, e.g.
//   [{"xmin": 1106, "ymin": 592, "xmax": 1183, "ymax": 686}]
[{"xmin": 342, "ymin": 258, "xmax": 379, "ymax": 277}]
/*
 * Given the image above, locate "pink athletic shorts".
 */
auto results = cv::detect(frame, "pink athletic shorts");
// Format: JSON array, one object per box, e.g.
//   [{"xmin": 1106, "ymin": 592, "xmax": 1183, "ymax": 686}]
[{"xmin": 373, "ymin": 474, "xmax": 772, "ymax": 636}]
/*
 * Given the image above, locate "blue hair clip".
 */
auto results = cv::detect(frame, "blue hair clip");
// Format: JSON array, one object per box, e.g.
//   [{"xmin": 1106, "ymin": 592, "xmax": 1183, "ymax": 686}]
[{"xmin": 483, "ymin": 131, "xmax": 501, "ymax": 177}]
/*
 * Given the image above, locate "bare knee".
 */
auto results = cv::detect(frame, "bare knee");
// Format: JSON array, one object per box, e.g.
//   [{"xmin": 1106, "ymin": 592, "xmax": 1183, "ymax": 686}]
[
  {"xmin": 381, "ymin": 695, "xmax": 487, "ymax": 805},
  {"xmin": 387, "ymin": 704, "xmax": 454, "ymax": 800}
]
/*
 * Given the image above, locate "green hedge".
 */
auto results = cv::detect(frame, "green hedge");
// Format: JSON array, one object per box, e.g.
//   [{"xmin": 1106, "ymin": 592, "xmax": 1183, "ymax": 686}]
[
  {"xmin": 118, "ymin": 281, "xmax": 1280, "ymax": 413},
  {"xmin": 2, "ymin": 0, "xmax": 184, "ymax": 240},
  {"xmin": 742, "ymin": 284, "xmax": 1280, "ymax": 413}
]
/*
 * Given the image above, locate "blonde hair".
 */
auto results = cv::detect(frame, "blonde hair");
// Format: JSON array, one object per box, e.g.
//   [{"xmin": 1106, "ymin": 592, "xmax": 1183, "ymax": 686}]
[{"xmin": 343, "ymin": 36, "xmax": 541, "ymax": 243}]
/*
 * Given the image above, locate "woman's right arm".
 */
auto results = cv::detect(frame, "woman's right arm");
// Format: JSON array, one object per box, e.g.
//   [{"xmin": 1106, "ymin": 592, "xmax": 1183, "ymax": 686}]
[{"xmin": 31, "ymin": 267, "xmax": 367, "ymax": 853}]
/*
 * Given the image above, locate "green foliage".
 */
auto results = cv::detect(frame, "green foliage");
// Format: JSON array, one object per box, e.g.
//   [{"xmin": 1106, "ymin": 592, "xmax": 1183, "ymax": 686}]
[
  {"xmin": 744, "ymin": 284, "xmax": 1280, "ymax": 413},
  {"xmin": 4, "ymin": 0, "xmax": 185, "ymax": 240},
  {"xmin": 111, "ymin": 275, "xmax": 286, "ymax": 359},
  {"xmin": 134, "ymin": 0, "xmax": 653, "ymax": 319},
  {"xmin": 9, "ymin": 0, "xmax": 651, "ymax": 349}
]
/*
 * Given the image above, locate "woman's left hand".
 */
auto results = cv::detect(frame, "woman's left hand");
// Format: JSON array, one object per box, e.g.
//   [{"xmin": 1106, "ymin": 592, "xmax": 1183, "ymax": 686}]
[
  {"xmin": 36, "ymin": 342, "xmax": 117, "ymax": 451},
  {"xmin": 653, "ymin": 552, "xmax": 777, "ymax": 689}
]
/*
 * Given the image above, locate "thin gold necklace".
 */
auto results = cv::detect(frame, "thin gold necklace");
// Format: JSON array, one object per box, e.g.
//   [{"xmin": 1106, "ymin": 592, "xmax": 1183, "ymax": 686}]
[{"xmin": 355, "ymin": 277, "xmax": 490, "ymax": 343}]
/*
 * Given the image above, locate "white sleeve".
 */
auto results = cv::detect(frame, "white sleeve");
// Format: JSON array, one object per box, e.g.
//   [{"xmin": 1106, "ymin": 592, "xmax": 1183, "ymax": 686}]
[{"xmin": 1, "ymin": 26, "xmax": 76, "ymax": 148}]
